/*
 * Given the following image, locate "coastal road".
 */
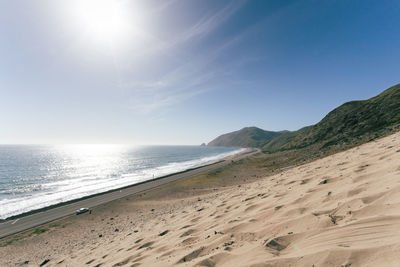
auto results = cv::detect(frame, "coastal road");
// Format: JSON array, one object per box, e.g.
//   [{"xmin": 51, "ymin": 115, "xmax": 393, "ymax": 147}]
[{"xmin": 0, "ymin": 148, "xmax": 259, "ymax": 239}]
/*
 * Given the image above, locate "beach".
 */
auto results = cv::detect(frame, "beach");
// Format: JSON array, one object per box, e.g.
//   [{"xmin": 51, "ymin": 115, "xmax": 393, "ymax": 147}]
[
  {"xmin": 0, "ymin": 148, "xmax": 255, "ymax": 239},
  {"xmin": 1, "ymin": 132, "xmax": 400, "ymax": 266}
]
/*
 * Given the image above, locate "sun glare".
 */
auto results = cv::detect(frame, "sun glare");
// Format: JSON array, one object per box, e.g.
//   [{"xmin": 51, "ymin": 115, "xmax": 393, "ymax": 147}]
[{"xmin": 74, "ymin": 0, "xmax": 133, "ymax": 47}]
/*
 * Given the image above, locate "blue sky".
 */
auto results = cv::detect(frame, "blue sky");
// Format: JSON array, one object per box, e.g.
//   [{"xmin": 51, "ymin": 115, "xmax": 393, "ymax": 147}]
[{"xmin": 1, "ymin": 0, "xmax": 400, "ymax": 145}]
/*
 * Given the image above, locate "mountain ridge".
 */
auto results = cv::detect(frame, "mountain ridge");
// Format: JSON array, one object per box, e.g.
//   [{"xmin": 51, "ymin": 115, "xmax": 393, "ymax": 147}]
[
  {"xmin": 207, "ymin": 127, "xmax": 287, "ymax": 148},
  {"xmin": 208, "ymin": 83, "xmax": 400, "ymax": 152}
]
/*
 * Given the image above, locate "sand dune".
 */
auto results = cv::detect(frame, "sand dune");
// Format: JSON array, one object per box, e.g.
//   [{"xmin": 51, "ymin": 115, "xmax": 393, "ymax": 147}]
[{"xmin": 1, "ymin": 132, "xmax": 400, "ymax": 266}]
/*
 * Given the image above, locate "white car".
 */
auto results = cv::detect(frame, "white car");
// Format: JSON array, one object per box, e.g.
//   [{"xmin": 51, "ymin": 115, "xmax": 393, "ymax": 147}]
[{"xmin": 75, "ymin": 208, "xmax": 89, "ymax": 215}]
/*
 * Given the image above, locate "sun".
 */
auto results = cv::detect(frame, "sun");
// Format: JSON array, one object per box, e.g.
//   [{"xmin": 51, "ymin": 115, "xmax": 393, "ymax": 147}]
[{"xmin": 73, "ymin": 0, "xmax": 133, "ymax": 47}]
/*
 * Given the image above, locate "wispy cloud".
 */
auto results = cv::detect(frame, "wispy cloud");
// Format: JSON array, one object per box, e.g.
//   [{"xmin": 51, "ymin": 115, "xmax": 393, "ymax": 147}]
[
  {"xmin": 175, "ymin": 1, "xmax": 247, "ymax": 45},
  {"xmin": 119, "ymin": 0, "xmax": 248, "ymax": 113},
  {"xmin": 122, "ymin": 60, "xmax": 226, "ymax": 113}
]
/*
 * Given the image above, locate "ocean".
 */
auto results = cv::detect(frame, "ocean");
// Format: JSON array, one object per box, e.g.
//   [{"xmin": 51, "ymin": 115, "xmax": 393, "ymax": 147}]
[{"xmin": 0, "ymin": 145, "xmax": 243, "ymax": 219}]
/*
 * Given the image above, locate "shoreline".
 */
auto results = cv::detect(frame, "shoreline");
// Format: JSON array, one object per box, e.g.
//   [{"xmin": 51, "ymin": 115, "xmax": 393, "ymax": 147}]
[
  {"xmin": 2, "ymin": 160, "xmax": 225, "ymax": 221},
  {"xmin": 0, "ymin": 147, "xmax": 256, "ymax": 239},
  {"xmin": 2, "ymin": 133, "xmax": 400, "ymax": 266}
]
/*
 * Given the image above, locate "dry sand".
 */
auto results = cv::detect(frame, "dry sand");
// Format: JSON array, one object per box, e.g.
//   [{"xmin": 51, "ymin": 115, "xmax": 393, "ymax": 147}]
[{"xmin": 1, "ymin": 132, "xmax": 400, "ymax": 266}]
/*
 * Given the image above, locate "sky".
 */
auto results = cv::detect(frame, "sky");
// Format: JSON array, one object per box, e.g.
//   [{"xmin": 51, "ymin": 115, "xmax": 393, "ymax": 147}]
[{"xmin": 1, "ymin": 0, "xmax": 400, "ymax": 145}]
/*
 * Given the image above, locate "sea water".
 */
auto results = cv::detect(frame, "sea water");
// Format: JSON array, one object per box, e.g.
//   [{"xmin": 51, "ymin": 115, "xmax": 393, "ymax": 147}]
[{"xmin": 0, "ymin": 145, "xmax": 243, "ymax": 219}]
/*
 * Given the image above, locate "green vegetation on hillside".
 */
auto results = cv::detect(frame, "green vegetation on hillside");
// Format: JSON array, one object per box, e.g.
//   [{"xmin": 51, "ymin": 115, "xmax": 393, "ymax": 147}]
[
  {"xmin": 263, "ymin": 83, "xmax": 400, "ymax": 152},
  {"xmin": 208, "ymin": 84, "xmax": 400, "ymax": 154}
]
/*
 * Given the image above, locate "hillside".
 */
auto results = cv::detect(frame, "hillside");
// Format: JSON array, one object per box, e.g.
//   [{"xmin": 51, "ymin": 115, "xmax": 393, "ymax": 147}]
[
  {"xmin": 207, "ymin": 127, "xmax": 286, "ymax": 148},
  {"xmin": 208, "ymin": 83, "xmax": 400, "ymax": 151},
  {"xmin": 263, "ymin": 83, "xmax": 400, "ymax": 152}
]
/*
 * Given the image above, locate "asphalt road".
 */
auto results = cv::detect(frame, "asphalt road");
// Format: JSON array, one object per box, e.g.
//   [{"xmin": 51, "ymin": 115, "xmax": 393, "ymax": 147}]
[{"xmin": 0, "ymin": 148, "xmax": 258, "ymax": 239}]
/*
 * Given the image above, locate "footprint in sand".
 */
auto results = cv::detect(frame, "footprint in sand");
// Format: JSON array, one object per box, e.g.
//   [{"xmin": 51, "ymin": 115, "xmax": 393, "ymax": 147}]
[
  {"xmin": 177, "ymin": 247, "xmax": 205, "ymax": 263},
  {"xmin": 355, "ymin": 164, "xmax": 370, "ymax": 172},
  {"xmin": 347, "ymin": 187, "xmax": 366, "ymax": 197},
  {"xmin": 196, "ymin": 252, "xmax": 229, "ymax": 267},
  {"xmin": 361, "ymin": 191, "xmax": 387, "ymax": 204},
  {"xmin": 159, "ymin": 230, "xmax": 169, "ymax": 236},
  {"xmin": 112, "ymin": 256, "xmax": 134, "ymax": 266},
  {"xmin": 244, "ymin": 204, "xmax": 260, "ymax": 212},
  {"xmin": 137, "ymin": 241, "xmax": 155, "ymax": 250},
  {"xmin": 191, "ymin": 216, "xmax": 201, "ymax": 223},
  {"xmin": 180, "ymin": 229, "xmax": 196, "ymax": 237},
  {"xmin": 264, "ymin": 235, "xmax": 292, "ymax": 253},
  {"xmin": 181, "ymin": 236, "xmax": 199, "ymax": 246},
  {"xmin": 85, "ymin": 259, "xmax": 95, "ymax": 264}
]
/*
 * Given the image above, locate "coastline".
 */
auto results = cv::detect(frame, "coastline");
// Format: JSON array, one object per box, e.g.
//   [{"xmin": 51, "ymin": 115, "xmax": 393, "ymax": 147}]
[
  {"xmin": 0, "ymin": 147, "xmax": 256, "ymax": 239},
  {"xmin": 1, "ymin": 133, "xmax": 400, "ymax": 266}
]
